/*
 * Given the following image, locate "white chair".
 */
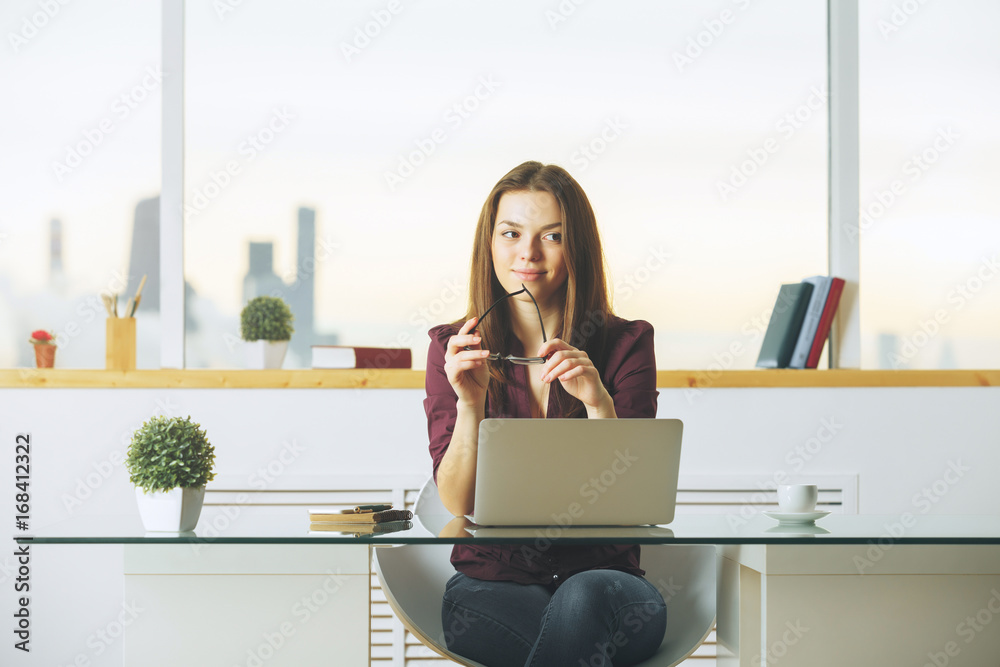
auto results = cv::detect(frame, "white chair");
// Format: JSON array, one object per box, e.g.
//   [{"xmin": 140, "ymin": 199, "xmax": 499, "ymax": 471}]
[{"xmin": 373, "ymin": 479, "xmax": 716, "ymax": 667}]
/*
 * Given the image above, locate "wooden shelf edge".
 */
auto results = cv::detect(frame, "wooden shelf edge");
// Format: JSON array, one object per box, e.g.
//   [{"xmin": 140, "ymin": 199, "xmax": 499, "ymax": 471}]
[
  {"xmin": 0, "ymin": 369, "xmax": 425, "ymax": 389},
  {"xmin": 0, "ymin": 369, "xmax": 997, "ymax": 389},
  {"xmin": 662, "ymin": 369, "xmax": 999, "ymax": 388}
]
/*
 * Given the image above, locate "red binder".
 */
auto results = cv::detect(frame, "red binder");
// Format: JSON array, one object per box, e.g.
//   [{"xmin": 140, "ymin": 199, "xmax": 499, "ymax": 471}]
[{"xmin": 805, "ymin": 278, "xmax": 845, "ymax": 368}]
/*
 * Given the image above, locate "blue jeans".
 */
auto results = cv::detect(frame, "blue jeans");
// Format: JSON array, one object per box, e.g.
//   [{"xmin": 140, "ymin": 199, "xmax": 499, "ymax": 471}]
[{"xmin": 441, "ymin": 570, "xmax": 667, "ymax": 667}]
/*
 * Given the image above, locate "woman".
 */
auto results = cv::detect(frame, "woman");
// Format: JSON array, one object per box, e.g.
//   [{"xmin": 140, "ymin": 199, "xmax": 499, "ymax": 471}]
[{"xmin": 424, "ymin": 161, "xmax": 666, "ymax": 666}]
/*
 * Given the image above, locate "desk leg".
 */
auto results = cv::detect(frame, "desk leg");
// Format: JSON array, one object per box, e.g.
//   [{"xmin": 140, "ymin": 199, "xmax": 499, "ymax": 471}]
[
  {"xmin": 123, "ymin": 544, "xmax": 370, "ymax": 667},
  {"xmin": 717, "ymin": 554, "xmax": 761, "ymax": 667}
]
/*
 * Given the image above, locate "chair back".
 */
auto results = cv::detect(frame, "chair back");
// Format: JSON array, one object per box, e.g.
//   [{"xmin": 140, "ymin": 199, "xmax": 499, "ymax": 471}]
[
  {"xmin": 637, "ymin": 544, "xmax": 717, "ymax": 666},
  {"xmin": 374, "ymin": 478, "xmax": 715, "ymax": 667},
  {"xmin": 374, "ymin": 477, "xmax": 488, "ymax": 666}
]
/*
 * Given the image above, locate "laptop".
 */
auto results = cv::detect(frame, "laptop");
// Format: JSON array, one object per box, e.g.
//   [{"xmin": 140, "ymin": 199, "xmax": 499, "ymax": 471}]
[{"xmin": 469, "ymin": 418, "xmax": 683, "ymax": 527}]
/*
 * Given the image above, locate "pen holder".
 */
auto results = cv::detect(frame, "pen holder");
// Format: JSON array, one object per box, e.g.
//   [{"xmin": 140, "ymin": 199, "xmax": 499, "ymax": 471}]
[{"xmin": 106, "ymin": 317, "xmax": 136, "ymax": 371}]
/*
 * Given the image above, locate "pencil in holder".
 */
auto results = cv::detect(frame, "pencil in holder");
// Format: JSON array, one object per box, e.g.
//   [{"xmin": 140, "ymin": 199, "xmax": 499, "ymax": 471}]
[{"xmin": 106, "ymin": 317, "xmax": 136, "ymax": 371}]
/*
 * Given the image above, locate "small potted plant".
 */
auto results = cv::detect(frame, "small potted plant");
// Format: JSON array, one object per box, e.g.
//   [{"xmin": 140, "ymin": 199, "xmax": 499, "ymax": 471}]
[
  {"xmin": 240, "ymin": 295, "xmax": 294, "ymax": 369},
  {"xmin": 29, "ymin": 330, "xmax": 57, "ymax": 368},
  {"xmin": 126, "ymin": 415, "xmax": 217, "ymax": 532}
]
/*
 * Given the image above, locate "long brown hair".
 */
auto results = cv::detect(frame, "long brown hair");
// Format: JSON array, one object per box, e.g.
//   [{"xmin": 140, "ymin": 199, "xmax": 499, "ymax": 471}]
[{"xmin": 463, "ymin": 161, "xmax": 614, "ymax": 417}]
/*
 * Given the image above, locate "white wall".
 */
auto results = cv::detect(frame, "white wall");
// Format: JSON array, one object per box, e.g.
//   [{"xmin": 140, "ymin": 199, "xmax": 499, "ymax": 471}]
[{"xmin": 2, "ymin": 385, "xmax": 998, "ymax": 665}]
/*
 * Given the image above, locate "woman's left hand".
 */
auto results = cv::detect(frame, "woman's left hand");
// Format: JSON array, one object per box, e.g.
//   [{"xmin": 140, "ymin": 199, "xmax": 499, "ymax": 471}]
[{"xmin": 537, "ymin": 339, "xmax": 616, "ymax": 417}]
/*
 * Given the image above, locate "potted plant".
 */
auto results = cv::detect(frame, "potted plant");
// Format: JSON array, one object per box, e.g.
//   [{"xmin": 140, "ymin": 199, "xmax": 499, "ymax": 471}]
[
  {"xmin": 240, "ymin": 295, "xmax": 294, "ymax": 369},
  {"xmin": 29, "ymin": 329, "xmax": 57, "ymax": 368},
  {"xmin": 126, "ymin": 415, "xmax": 217, "ymax": 532}
]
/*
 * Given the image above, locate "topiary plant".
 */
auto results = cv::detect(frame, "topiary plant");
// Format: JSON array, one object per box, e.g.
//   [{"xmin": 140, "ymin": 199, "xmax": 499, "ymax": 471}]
[
  {"xmin": 126, "ymin": 415, "xmax": 217, "ymax": 493},
  {"xmin": 240, "ymin": 295, "xmax": 294, "ymax": 341}
]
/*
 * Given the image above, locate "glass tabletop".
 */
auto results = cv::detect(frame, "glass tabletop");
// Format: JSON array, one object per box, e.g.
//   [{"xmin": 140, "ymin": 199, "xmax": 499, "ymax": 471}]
[{"xmin": 14, "ymin": 512, "xmax": 1000, "ymax": 545}]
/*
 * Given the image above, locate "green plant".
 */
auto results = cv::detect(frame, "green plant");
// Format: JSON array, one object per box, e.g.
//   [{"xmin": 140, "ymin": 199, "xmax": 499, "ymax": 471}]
[
  {"xmin": 240, "ymin": 296, "xmax": 294, "ymax": 341},
  {"xmin": 126, "ymin": 415, "xmax": 217, "ymax": 493}
]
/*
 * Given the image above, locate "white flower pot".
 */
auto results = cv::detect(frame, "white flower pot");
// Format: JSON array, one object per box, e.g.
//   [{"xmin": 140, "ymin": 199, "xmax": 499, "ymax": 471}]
[
  {"xmin": 135, "ymin": 486, "xmax": 206, "ymax": 532},
  {"xmin": 244, "ymin": 340, "xmax": 289, "ymax": 369}
]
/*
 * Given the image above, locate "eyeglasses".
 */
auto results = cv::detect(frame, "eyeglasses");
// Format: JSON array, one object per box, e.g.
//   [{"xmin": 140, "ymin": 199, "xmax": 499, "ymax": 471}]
[{"xmin": 469, "ymin": 284, "xmax": 547, "ymax": 365}]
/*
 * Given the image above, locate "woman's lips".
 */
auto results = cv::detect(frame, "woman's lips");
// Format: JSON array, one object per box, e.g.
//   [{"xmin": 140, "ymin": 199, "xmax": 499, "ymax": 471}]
[{"xmin": 513, "ymin": 269, "xmax": 544, "ymax": 281}]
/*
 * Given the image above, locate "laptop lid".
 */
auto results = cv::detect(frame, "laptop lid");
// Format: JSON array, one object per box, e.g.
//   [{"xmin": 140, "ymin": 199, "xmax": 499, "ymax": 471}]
[{"xmin": 471, "ymin": 418, "xmax": 683, "ymax": 527}]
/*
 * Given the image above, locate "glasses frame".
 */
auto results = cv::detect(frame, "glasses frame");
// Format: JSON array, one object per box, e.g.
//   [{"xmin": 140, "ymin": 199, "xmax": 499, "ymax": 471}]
[{"xmin": 469, "ymin": 284, "xmax": 548, "ymax": 365}]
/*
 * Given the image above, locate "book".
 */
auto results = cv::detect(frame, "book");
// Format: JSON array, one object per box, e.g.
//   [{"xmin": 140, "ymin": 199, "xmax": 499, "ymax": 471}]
[
  {"xmin": 804, "ymin": 277, "xmax": 845, "ymax": 369},
  {"xmin": 789, "ymin": 276, "xmax": 833, "ymax": 369},
  {"xmin": 755, "ymin": 282, "xmax": 815, "ymax": 369},
  {"xmin": 311, "ymin": 346, "xmax": 412, "ymax": 369},
  {"xmin": 309, "ymin": 520, "xmax": 413, "ymax": 536},
  {"xmin": 308, "ymin": 507, "xmax": 414, "ymax": 524}
]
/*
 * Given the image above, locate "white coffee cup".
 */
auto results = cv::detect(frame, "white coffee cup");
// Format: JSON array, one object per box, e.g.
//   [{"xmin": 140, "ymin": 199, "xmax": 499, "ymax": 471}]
[{"xmin": 777, "ymin": 484, "xmax": 818, "ymax": 513}]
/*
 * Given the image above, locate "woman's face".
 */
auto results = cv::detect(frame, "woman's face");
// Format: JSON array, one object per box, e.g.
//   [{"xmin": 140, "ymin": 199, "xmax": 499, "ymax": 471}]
[{"xmin": 491, "ymin": 190, "xmax": 568, "ymax": 307}]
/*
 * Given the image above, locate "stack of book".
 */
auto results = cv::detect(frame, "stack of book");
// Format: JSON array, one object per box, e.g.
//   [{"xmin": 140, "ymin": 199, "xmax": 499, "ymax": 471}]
[
  {"xmin": 755, "ymin": 276, "xmax": 845, "ymax": 369},
  {"xmin": 308, "ymin": 504, "xmax": 414, "ymax": 536}
]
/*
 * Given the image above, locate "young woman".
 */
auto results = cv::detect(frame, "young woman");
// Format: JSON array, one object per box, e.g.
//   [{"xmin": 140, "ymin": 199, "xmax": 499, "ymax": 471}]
[{"xmin": 424, "ymin": 161, "xmax": 666, "ymax": 666}]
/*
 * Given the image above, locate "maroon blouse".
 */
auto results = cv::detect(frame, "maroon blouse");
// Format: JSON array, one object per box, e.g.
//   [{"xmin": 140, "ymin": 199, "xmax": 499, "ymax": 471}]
[{"xmin": 423, "ymin": 316, "xmax": 658, "ymax": 586}]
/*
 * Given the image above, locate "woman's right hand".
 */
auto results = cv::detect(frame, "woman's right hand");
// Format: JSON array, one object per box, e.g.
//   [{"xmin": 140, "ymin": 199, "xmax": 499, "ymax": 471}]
[{"xmin": 444, "ymin": 317, "xmax": 490, "ymax": 407}]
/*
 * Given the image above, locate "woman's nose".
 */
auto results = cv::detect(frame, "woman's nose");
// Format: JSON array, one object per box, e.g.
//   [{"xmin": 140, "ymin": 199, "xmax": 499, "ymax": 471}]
[{"xmin": 519, "ymin": 237, "xmax": 541, "ymax": 261}]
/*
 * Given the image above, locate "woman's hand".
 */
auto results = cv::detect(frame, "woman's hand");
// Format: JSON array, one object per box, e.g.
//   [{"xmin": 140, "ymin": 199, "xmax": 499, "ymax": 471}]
[
  {"xmin": 444, "ymin": 317, "xmax": 490, "ymax": 408},
  {"xmin": 537, "ymin": 339, "xmax": 616, "ymax": 418}
]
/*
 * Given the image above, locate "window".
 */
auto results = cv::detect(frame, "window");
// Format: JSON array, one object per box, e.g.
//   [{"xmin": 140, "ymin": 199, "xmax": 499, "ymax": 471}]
[
  {"xmin": 182, "ymin": 0, "xmax": 828, "ymax": 370},
  {"xmin": 0, "ymin": 0, "xmax": 160, "ymax": 368},
  {"xmin": 9, "ymin": 2, "xmax": 993, "ymax": 372},
  {"xmin": 859, "ymin": 0, "xmax": 1000, "ymax": 369}
]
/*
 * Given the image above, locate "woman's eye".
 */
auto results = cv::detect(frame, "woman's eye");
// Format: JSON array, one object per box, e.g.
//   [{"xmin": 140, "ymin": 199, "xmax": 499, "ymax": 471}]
[
  {"xmin": 544, "ymin": 232, "xmax": 562, "ymax": 243},
  {"xmin": 501, "ymin": 230, "xmax": 519, "ymax": 239}
]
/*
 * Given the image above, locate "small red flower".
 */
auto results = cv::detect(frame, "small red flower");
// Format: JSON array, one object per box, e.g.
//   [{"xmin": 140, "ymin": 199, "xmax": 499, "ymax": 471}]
[{"xmin": 29, "ymin": 329, "xmax": 55, "ymax": 345}]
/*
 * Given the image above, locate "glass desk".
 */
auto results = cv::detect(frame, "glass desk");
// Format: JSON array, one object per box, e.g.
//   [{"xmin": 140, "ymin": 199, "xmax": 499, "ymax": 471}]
[
  {"xmin": 18, "ymin": 512, "xmax": 1000, "ymax": 544},
  {"xmin": 18, "ymin": 514, "xmax": 1000, "ymax": 667}
]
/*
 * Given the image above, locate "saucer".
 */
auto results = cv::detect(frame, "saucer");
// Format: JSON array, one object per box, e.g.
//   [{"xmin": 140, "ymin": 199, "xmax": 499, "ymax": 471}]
[
  {"xmin": 763, "ymin": 510, "xmax": 830, "ymax": 525},
  {"xmin": 764, "ymin": 523, "xmax": 831, "ymax": 536}
]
